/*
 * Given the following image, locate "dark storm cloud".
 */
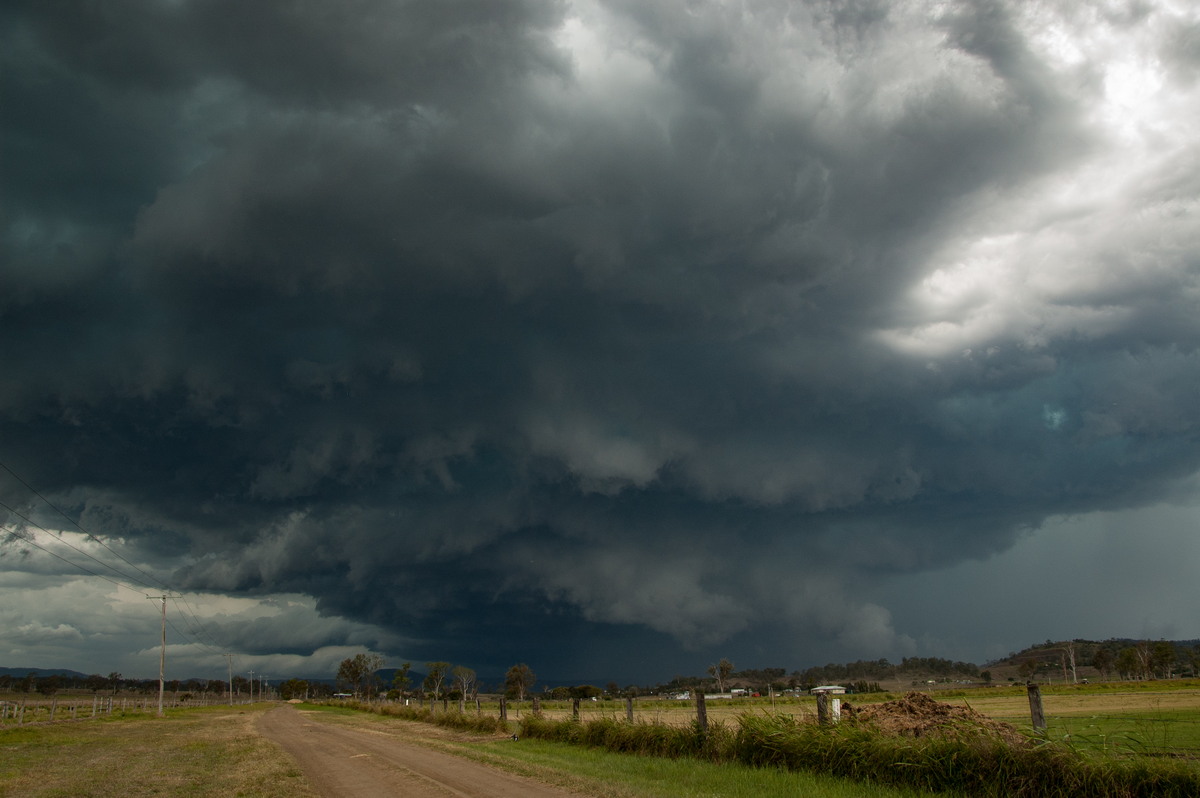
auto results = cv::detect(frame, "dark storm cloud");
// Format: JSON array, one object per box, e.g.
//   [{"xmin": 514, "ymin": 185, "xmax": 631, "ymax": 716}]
[{"xmin": 3, "ymin": 0, "xmax": 1199, "ymax": 679}]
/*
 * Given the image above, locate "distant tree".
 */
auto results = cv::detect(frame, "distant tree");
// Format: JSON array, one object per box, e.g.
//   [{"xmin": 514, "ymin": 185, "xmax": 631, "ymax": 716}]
[
  {"xmin": 1134, "ymin": 641, "xmax": 1154, "ymax": 680},
  {"xmin": 279, "ymin": 678, "xmax": 309, "ymax": 700},
  {"xmin": 1063, "ymin": 640, "xmax": 1079, "ymax": 684},
  {"xmin": 452, "ymin": 666, "xmax": 476, "ymax": 700},
  {"xmin": 605, "ymin": 681, "xmax": 620, "ymax": 697},
  {"xmin": 1092, "ymin": 648, "xmax": 1114, "ymax": 680},
  {"xmin": 392, "ymin": 662, "xmax": 412, "ymax": 696},
  {"xmin": 36, "ymin": 675, "xmax": 61, "ymax": 696},
  {"xmin": 569, "ymin": 685, "xmax": 603, "ymax": 700},
  {"xmin": 980, "ymin": 671, "xmax": 992, "ymax": 683},
  {"xmin": 1116, "ymin": 647, "xmax": 1140, "ymax": 680},
  {"xmin": 1151, "ymin": 641, "xmax": 1177, "ymax": 679},
  {"xmin": 708, "ymin": 658, "xmax": 734, "ymax": 693},
  {"xmin": 1017, "ymin": 659, "xmax": 1038, "ymax": 679},
  {"xmin": 505, "ymin": 663, "xmax": 536, "ymax": 700},
  {"xmin": 337, "ymin": 652, "xmax": 385, "ymax": 698},
  {"xmin": 108, "ymin": 671, "xmax": 122, "ymax": 694},
  {"xmin": 423, "ymin": 662, "xmax": 451, "ymax": 699}
]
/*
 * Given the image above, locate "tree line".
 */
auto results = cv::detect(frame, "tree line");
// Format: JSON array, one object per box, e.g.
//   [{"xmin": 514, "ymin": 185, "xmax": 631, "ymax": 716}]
[
  {"xmin": 659, "ymin": 657, "xmax": 979, "ymax": 695},
  {"xmin": 330, "ymin": 653, "xmax": 538, "ymax": 702},
  {"xmin": 1005, "ymin": 638, "xmax": 1200, "ymax": 682},
  {"xmin": 0, "ymin": 671, "xmax": 263, "ymax": 698}
]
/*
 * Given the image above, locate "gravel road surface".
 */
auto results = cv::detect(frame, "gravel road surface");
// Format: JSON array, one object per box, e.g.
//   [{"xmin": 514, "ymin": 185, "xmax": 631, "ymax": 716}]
[{"xmin": 257, "ymin": 705, "xmax": 588, "ymax": 798}]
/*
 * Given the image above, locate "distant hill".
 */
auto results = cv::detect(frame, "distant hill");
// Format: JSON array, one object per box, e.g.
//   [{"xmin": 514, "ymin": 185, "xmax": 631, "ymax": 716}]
[
  {"xmin": 0, "ymin": 666, "xmax": 90, "ymax": 679},
  {"xmin": 984, "ymin": 638, "xmax": 1200, "ymax": 682}
]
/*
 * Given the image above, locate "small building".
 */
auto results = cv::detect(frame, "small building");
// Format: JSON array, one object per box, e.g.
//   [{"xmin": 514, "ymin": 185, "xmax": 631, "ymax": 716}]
[{"xmin": 809, "ymin": 685, "xmax": 846, "ymax": 695}]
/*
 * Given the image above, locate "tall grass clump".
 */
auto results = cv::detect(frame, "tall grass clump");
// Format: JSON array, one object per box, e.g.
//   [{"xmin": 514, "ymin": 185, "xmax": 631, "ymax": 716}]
[
  {"xmin": 346, "ymin": 700, "xmax": 511, "ymax": 735},
  {"xmin": 518, "ymin": 714, "xmax": 736, "ymax": 761}
]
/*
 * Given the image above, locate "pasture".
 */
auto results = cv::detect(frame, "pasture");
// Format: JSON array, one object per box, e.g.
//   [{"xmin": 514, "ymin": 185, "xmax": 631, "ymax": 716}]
[
  {"xmin": 504, "ymin": 680, "xmax": 1200, "ymax": 758},
  {"xmin": 2, "ymin": 681, "xmax": 1197, "ymax": 796}
]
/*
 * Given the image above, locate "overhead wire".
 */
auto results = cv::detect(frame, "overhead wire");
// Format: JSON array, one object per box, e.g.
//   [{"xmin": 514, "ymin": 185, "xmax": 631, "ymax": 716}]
[
  {"xmin": 0, "ymin": 460, "xmax": 237, "ymax": 659},
  {"xmin": 0, "ymin": 499, "xmax": 164, "ymax": 593},
  {"xmin": 1, "ymin": 521, "xmax": 149, "ymax": 596},
  {"xmin": 0, "ymin": 460, "xmax": 172, "ymax": 592}
]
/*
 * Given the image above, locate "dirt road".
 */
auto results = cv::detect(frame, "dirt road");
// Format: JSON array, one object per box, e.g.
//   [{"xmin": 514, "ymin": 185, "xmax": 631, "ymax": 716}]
[{"xmin": 257, "ymin": 705, "xmax": 588, "ymax": 798}]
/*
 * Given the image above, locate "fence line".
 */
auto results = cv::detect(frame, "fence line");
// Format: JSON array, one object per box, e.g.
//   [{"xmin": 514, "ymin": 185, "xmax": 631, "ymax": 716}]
[{"xmin": 0, "ymin": 692, "xmax": 256, "ymax": 727}]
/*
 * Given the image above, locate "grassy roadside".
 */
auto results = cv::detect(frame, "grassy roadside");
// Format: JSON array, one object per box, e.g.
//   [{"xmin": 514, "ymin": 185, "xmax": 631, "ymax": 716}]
[
  {"xmin": 297, "ymin": 703, "xmax": 955, "ymax": 797},
  {"xmin": 0, "ymin": 704, "xmax": 316, "ymax": 798},
  {"xmin": 320, "ymin": 690, "xmax": 1200, "ymax": 798},
  {"xmin": 457, "ymin": 734, "xmax": 961, "ymax": 798}
]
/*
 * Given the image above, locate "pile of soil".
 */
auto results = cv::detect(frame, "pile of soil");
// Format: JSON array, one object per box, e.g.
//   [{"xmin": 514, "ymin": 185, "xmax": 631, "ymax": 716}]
[{"xmin": 842, "ymin": 692, "xmax": 1032, "ymax": 747}]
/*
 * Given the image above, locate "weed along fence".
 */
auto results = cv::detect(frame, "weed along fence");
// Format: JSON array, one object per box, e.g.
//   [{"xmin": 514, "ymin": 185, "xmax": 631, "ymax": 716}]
[{"xmin": 0, "ymin": 692, "xmax": 258, "ymax": 727}]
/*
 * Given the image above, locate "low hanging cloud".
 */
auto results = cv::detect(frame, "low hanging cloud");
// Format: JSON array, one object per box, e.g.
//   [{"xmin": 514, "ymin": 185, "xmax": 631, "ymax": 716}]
[{"xmin": 3, "ymin": 0, "xmax": 1199, "ymax": 680}]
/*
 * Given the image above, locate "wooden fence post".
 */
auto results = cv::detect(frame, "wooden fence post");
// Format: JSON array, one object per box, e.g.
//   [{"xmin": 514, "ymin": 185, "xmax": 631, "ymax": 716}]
[
  {"xmin": 1026, "ymin": 683, "xmax": 1046, "ymax": 732},
  {"xmin": 572, "ymin": 698, "xmax": 580, "ymax": 720},
  {"xmin": 499, "ymin": 696, "xmax": 507, "ymax": 722},
  {"xmin": 816, "ymin": 692, "xmax": 830, "ymax": 725},
  {"xmin": 626, "ymin": 696, "xmax": 634, "ymax": 723},
  {"xmin": 695, "ymin": 690, "xmax": 707, "ymax": 732},
  {"xmin": 532, "ymin": 696, "xmax": 541, "ymax": 716}
]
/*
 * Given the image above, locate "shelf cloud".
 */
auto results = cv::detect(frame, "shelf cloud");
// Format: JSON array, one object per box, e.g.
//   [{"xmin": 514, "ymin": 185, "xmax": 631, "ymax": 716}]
[{"xmin": 3, "ymin": 0, "xmax": 1199, "ymax": 682}]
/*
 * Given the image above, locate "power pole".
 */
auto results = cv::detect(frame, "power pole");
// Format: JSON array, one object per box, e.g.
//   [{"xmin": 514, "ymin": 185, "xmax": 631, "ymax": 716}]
[
  {"xmin": 147, "ymin": 595, "xmax": 167, "ymax": 717},
  {"xmin": 248, "ymin": 670, "xmax": 255, "ymax": 704},
  {"xmin": 225, "ymin": 654, "xmax": 234, "ymax": 706}
]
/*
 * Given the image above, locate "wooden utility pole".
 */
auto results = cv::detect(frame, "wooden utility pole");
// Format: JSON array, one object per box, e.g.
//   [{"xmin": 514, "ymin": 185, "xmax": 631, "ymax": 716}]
[
  {"xmin": 148, "ymin": 595, "xmax": 167, "ymax": 717},
  {"xmin": 225, "ymin": 654, "xmax": 234, "ymax": 705}
]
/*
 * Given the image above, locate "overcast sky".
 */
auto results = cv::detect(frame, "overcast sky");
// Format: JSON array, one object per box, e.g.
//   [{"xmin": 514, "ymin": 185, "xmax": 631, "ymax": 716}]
[{"xmin": 3, "ymin": 0, "xmax": 1199, "ymax": 686}]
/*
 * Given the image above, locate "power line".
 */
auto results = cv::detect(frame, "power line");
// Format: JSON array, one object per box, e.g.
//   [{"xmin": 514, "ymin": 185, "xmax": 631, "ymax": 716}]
[
  {"xmin": 5, "ymin": 519, "xmax": 237, "ymax": 658},
  {"xmin": 1, "ymin": 522, "xmax": 148, "ymax": 596},
  {"xmin": 0, "ymin": 459, "xmax": 171, "ymax": 592},
  {"xmin": 0, "ymin": 499, "xmax": 164, "ymax": 593},
  {"xmin": 0, "ymin": 462, "xmax": 235, "ymax": 656}
]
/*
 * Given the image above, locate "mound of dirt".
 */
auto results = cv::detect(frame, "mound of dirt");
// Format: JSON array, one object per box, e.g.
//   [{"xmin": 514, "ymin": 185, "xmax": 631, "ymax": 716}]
[{"xmin": 842, "ymin": 692, "xmax": 1031, "ymax": 747}]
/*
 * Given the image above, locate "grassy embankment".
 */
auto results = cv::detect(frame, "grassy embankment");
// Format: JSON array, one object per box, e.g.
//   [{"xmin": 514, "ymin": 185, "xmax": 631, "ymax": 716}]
[{"xmin": 0, "ymin": 703, "xmax": 316, "ymax": 798}]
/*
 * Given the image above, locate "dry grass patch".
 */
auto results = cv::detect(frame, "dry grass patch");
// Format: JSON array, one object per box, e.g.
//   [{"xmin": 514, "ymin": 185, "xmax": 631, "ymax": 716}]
[{"xmin": 0, "ymin": 705, "xmax": 317, "ymax": 797}]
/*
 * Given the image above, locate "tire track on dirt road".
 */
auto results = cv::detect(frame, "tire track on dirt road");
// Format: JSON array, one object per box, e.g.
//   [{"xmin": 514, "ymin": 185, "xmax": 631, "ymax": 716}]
[{"xmin": 257, "ymin": 705, "xmax": 588, "ymax": 798}]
